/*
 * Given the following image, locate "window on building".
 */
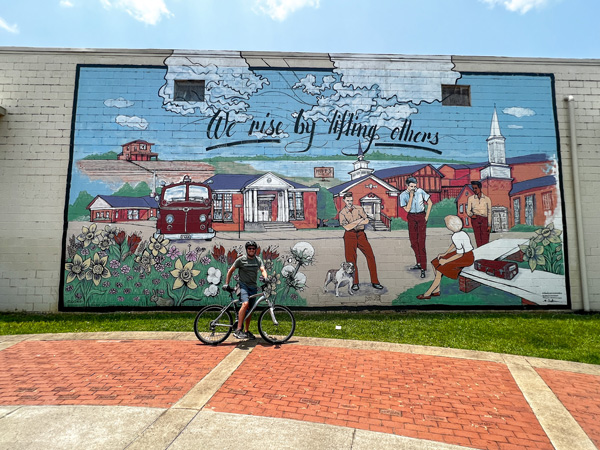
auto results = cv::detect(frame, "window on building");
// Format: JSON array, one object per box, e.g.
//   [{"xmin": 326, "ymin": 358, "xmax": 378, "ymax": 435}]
[
  {"xmin": 459, "ymin": 204, "xmax": 464, "ymax": 213},
  {"xmin": 140, "ymin": 144, "xmax": 146, "ymax": 150},
  {"xmin": 289, "ymin": 192, "xmax": 304, "ymax": 220},
  {"xmin": 442, "ymin": 85, "xmax": 471, "ymax": 106},
  {"xmin": 542, "ymin": 191, "xmax": 554, "ymax": 211},
  {"xmin": 174, "ymin": 80, "xmax": 205, "ymax": 102},
  {"xmin": 525, "ymin": 195, "xmax": 535, "ymax": 226},
  {"xmin": 213, "ymin": 193, "xmax": 233, "ymax": 222}
]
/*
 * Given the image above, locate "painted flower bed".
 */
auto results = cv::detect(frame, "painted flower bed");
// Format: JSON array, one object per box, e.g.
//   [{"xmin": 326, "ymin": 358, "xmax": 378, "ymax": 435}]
[{"xmin": 63, "ymin": 224, "xmax": 310, "ymax": 308}]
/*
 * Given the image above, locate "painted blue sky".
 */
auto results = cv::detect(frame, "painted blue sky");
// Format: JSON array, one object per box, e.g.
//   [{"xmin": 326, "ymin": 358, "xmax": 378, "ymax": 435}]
[
  {"xmin": 74, "ymin": 65, "xmax": 557, "ymax": 162},
  {"xmin": 1, "ymin": 0, "xmax": 599, "ymax": 59}
]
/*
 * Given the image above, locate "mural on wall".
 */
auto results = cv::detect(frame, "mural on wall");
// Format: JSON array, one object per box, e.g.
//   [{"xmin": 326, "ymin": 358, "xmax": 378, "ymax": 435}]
[{"xmin": 61, "ymin": 51, "xmax": 569, "ymax": 310}]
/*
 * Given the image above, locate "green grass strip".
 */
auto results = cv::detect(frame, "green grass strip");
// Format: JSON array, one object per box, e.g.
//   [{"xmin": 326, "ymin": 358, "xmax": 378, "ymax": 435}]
[{"xmin": 1, "ymin": 311, "xmax": 599, "ymax": 365}]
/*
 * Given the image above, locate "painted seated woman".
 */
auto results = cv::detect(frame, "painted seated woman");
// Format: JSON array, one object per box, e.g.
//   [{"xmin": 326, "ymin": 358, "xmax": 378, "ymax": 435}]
[{"xmin": 417, "ymin": 215, "xmax": 474, "ymax": 300}]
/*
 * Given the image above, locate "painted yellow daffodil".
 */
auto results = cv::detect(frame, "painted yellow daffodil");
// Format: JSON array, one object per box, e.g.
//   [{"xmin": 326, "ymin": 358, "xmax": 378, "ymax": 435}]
[
  {"xmin": 170, "ymin": 259, "xmax": 200, "ymax": 290},
  {"xmin": 85, "ymin": 253, "xmax": 111, "ymax": 286},
  {"xmin": 65, "ymin": 254, "xmax": 91, "ymax": 283}
]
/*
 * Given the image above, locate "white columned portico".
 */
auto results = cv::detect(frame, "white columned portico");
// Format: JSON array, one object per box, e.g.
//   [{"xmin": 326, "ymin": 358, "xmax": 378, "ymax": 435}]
[
  {"xmin": 244, "ymin": 190, "xmax": 250, "ymax": 223},
  {"xmin": 277, "ymin": 190, "xmax": 289, "ymax": 222}
]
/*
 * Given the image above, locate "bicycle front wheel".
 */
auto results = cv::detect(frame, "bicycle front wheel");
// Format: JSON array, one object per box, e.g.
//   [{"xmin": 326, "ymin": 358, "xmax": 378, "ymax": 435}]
[
  {"xmin": 258, "ymin": 305, "xmax": 296, "ymax": 344},
  {"xmin": 194, "ymin": 305, "xmax": 233, "ymax": 345}
]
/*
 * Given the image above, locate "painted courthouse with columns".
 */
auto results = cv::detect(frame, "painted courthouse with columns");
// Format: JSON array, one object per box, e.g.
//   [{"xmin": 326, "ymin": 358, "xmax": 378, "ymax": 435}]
[{"xmin": 0, "ymin": 47, "xmax": 599, "ymax": 312}]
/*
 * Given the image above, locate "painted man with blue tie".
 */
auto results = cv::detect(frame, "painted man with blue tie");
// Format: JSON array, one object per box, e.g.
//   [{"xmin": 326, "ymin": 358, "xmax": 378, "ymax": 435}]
[{"xmin": 400, "ymin": 176, "xmax": 432, "ymax": 278}]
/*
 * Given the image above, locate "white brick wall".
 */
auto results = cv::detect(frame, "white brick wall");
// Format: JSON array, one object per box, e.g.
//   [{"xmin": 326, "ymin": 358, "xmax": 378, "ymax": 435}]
[
  {"xmin": 0, "ymin": 48, "xmax": 598, "ymax": 311},
  {"xmin": 0, "ymin": 48, "xmax": 167, "ymax": 312}
]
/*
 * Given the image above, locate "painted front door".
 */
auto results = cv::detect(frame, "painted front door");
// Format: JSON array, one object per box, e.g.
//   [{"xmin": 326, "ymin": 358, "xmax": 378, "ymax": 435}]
[
  {"xmin": 492, "ymin": 207, "xmax": 509, "ymax": 232},
  {"xmin": 362, "ymin": 201, "xmax": 381, "ymax": 221},
  {"xmin": 258, "ymin": 199, "xmax": 272, "ymax": 222}
]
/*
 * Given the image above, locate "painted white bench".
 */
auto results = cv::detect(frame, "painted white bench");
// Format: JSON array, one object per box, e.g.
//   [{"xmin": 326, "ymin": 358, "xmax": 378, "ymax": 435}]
[{"xmin": 458, "ymin": 238, "xmax": 567, "ymax": 306}]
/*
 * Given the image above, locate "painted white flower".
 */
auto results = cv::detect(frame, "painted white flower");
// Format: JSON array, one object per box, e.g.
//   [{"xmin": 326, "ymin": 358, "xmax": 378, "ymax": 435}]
[
  {"xmin": 281, "ymin": 265, "xmax": 296, "ymax": 278},
  {"xmin": 207, "ymin": 267, "xmax": 222, "ymax": 285},
  {"xmin": 291, "ymin": 242, "xmax": 315, "ymax": 265},
  {"xmin": 286, "ymin": 271, "xmax": 307, "ymax": 291},
  {"xmin": 204, "ymin": 284, "xmax": 219, "ymax": 297},
  {"xmin": 294, "ymin": 272, "xmax": 307, "ymax": 288}
]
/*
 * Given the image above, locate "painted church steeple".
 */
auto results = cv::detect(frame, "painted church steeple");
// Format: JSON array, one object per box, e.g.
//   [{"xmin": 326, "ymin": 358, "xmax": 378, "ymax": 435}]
[
  {"xmin": 486, "ymin": 106, "xmax": 506, "ymax": 165},
  {"xmin": 349, "ymin": 142, "xmax": 374, "ymax": 180},
  {"xmin": 480, "ymin": 106, "xmax": 511, "ymax": 181}
]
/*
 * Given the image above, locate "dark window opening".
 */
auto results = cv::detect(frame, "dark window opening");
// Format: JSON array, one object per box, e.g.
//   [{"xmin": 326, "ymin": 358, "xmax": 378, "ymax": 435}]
[
  {"xmin": 442, "ymin": 85, "xmax": 471, "ymax": 106},
  {"xmin": 174, "ymin": 80, "xmax": 205, "ymax": 102}
]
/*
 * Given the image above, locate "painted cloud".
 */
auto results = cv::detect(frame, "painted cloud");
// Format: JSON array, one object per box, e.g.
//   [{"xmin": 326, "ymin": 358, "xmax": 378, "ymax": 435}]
[
  {"xmin": 294, "ymin": 55, "xmax": 460, "ymax": 129},
  {"xmin": 116, "ymin": 115, "xmax": 149, "ymax": 130},
  {"xmin": 503, "ymin": 107, "xmax": 536, "ymax": 118},
  {"xmin": 293, "ymin": 74, "xmax": 335, "ymax": 95},
  {"xmin": 104, "ymin": 97, "xmax": 134, "ymax": 108},
  {"xmin": 159, "ymin": 51, "xmax": 269, "ymax": 123}
]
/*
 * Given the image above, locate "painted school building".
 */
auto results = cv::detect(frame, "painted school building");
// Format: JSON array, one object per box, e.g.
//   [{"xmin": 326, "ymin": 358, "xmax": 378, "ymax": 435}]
[{"xmin": 1, "ymin": 47, "xmax": 599, "ymax": 312}]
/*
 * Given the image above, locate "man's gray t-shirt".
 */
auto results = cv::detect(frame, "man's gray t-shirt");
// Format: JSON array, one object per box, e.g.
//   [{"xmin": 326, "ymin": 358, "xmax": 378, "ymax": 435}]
[{"xmin": 233, "ymin": 255, "xmax": 264, "ymax": 287}]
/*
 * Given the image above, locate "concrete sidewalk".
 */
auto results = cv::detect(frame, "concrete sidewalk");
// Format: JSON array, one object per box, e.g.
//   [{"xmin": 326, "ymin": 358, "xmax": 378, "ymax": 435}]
[{"xmin": 0, "ymin": 332, "xmax": 599, "ymax": 450}]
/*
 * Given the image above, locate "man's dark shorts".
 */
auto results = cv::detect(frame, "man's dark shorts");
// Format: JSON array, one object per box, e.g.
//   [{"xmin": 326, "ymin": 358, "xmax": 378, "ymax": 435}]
[{"xmin": 239, "ymin": 282, "xmax": 258, "ymax": 307}]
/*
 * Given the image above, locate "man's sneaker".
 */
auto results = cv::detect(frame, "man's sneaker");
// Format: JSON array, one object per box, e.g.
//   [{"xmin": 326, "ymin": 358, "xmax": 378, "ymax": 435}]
[
  {"xmin": 233, "ymin": 329, "xmax": 247, "ymax": 339},
  {"xmin": 245, "ymin": 331, "xmax": 256, "ymax": 340}
]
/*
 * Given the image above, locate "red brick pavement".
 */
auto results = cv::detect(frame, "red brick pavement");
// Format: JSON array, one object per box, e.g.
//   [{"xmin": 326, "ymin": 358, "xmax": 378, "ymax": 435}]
[
  {"xmin": 537, "ymin": 368, "xmax": 600, "ymax": 448},
  {"xmin": 0, "ymin": 340, "xmax": 233, "ymax": 408},
  {"xmin": 207, "ymin": 345, "xmax": 553, "ymax": 450}
]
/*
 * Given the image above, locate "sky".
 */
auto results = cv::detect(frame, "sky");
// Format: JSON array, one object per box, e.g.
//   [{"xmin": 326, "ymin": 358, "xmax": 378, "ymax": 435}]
[{"xmin": 1, "ymin": 0, "xmax": 599, "ymax": 59}]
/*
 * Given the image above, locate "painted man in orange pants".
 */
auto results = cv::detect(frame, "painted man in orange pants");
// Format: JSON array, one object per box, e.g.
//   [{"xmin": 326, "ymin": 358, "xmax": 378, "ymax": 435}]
[{"xmin": 338, "ymin": 192, "xmax": 383, "ymax": 292}]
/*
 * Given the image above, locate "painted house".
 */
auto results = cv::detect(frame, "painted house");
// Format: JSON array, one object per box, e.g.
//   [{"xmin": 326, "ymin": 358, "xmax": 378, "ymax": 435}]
[
  {"xmin": 439, "ymin": 163, "xmax": 483, "ymax": 199},
  {"xmin": 117, "ymin": 140, "xmax": 158, "ymax": 161},
  {"xmin": 329, "ymin": 175, "xmax": 401, "ymax": 229},
  {"xmin": 509, "ymin": 175, "xmax": 558, "ymax": 228},
  {"xmin": 456, "ymin": 173, "xmax": 558, "ymax": 231},
  {"xmin": 205, "ymin": 172, "xmax": 319, "ymax": 231},
  {"xmin": 440, "ymin": 154, "xmax": 553, "ymax": 200},
  {"xmin": 330, "ymin": 159, "xmax": 444, "ymax": 229},
  {"xmin": 87, "ymin": 195, "xmax": 158, "ymax": 222},
  {"xmin": 374, "ymin": 163, "xmax": 444, "ymax": 204}
]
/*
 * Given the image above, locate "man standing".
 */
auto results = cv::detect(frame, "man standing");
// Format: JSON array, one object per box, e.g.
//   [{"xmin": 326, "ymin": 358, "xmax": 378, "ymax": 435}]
[
  {"xmin": 224, "ymin": 240, "xmax": 268, "ymax": 339},
  {"xmin": 467, "ymin": 181, "xmax": 492, "ymax": 247},
  {"xmin": 338, "ymin": 193, "xmax": 383, "ymax": 292},
  {"xmin": 400, "ymin": 176, "xmax": 432, "ymax": 278}
]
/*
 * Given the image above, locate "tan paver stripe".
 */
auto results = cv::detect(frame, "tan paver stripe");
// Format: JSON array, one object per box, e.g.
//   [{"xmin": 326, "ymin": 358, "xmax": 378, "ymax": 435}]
[{"xmin": 535, "ymin": 367, "xmax": 600, "ymax": 449}]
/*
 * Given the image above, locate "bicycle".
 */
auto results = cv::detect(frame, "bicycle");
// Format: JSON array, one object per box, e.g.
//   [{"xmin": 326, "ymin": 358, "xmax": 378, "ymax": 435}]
[{"xmin": 193, "ymin": 283, "xmax": 296, "ymax": 345}]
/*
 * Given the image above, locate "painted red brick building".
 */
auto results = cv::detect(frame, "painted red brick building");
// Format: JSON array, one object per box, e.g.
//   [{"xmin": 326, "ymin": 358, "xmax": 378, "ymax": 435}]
[
  {"xmin": 117, "ymin": 140, "xmax": 158, "ymax": 161},
  {"xmin": 87, "ymin": 195, "xmax": 158, "ymax": 222}
]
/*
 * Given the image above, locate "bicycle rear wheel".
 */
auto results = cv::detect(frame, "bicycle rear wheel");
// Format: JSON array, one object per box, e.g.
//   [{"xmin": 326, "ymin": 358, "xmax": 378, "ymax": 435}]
[
  {"xmin": 258, "ymin": 305, "xmax": 296, "ymax": 344},
  {"xmin": 194, "ymin": 305, "xmax": 233, "ymax": 345}
]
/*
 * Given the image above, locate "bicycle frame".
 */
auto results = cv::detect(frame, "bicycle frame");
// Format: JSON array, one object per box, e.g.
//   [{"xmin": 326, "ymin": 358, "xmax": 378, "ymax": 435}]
[{"xmin": 211, "ymin": 286, "xmax": 277, "ymax": 330}]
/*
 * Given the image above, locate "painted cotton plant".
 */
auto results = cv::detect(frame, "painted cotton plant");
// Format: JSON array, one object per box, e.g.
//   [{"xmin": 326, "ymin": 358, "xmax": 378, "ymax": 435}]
[
  {"xmin": 204, "ymin": 267, "xmax": 222, "ymax": 298},
  {"xmin": 280, "ymin": 241, "xmax": 314, "ymax": 296}
]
